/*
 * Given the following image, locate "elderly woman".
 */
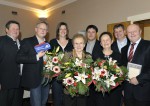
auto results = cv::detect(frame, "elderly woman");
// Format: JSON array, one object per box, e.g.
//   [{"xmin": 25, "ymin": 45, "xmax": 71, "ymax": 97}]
[
  {"xmin": 62, "ymin": 34, "xmax": 92, "ymax": 106},
  {"xmin": 96, "ymin": 32, "xmax": 122, "ymax": 106}
]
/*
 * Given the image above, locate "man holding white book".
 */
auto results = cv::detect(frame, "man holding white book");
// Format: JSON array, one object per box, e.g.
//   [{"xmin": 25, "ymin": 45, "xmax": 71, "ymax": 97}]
[{"xmin": 121, "ymin": 24, "xmax": 150, "ymax": 106}]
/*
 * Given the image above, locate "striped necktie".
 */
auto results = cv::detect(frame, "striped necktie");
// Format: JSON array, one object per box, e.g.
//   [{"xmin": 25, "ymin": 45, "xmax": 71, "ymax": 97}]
[{"xmin": 128, "ymin": 43, "xmax": 136, "ymax": 62}]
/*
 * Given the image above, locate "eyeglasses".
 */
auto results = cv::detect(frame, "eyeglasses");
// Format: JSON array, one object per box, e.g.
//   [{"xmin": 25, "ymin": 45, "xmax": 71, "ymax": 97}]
[{"xmin": 37, "ymin": 27, "xmax": 47, "ymax": 31}]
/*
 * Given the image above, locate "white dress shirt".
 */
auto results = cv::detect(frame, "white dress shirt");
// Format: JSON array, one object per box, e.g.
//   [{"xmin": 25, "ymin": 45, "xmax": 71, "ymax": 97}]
[
  {"xmin": 117, "ymin": 37, "xmax": 127, "ymax": 53},
  {"xmin": 128, "ymin": 38, "xmax": 141, "ymax": 57},
  {"xmin": 86, "ymin": 39, "xmax": 96, "ymax": 54}
]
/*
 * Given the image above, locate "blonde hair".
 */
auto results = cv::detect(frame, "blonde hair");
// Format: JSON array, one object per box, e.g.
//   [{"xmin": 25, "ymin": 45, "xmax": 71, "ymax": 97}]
[{"xmin": 72, "ymin": 33, "xmax": 87, "ymax": 44}]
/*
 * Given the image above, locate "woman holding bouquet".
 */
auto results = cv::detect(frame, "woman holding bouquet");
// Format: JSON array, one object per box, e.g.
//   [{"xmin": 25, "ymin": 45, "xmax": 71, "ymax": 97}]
[
  {"xmin": 49, "ymin": 22, "xmax": 73, "ymax": 106},
  {"xmin": 61, "ymin": 34, "xmax": 92, "ymax": 106},
  {"xmin": 97, "ymin": 32, "xmax": 122, "ymax": 106}
]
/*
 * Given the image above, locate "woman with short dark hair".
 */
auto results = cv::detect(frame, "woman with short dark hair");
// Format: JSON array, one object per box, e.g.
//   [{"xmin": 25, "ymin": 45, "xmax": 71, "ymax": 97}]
[{"xmin": 96, "ymin": 32, "xmax": 122, "ymax": 106}]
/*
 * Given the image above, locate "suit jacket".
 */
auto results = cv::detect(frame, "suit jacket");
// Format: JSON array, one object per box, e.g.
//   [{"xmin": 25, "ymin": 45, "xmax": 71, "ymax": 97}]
[
  {"xmin": 16, "ymin": 36, "xmax": 44, "ymax": 88},
  {"xmin": 111, "ymin": 37, "xmax": 130, "ymax": 54},
  {"xmin": 121, "ymin": 39, "xmax": 150, "ymax": 101},
  {"xmin": 0, "ymin": 35, "xmax": 20, "ymax": 89},
  {"xmin": 85, "ymin": 40, "xmax": 102, "ymax": 61}
]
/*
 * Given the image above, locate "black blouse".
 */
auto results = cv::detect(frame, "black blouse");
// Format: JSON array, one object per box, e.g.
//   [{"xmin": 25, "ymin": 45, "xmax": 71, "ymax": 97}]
[
  {"xmin": 49, "ymin": 38, "xmax": 73, "ymax": 52},
  {"xmin": 97, "ymin": 50, "xmax": 121, "ymax": 66}
]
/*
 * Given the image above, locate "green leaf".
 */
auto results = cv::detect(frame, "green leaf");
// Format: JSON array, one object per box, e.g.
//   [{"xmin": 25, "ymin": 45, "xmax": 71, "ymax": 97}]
[{"xmin": 78, "ymin": 82, "xmax": 88, "ymax": 95}]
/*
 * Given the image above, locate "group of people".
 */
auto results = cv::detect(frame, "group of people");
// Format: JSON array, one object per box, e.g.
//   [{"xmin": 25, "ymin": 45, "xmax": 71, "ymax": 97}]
[{"xmin": 0, "ymin": 20, "xmax": 150, "ymax": 106}]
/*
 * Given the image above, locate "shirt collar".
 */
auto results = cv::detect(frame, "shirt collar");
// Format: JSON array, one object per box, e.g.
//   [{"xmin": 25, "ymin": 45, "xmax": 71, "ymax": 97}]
[
  {"xmin": 131, "ymin": 38, "xmax": 141, "ymax": 45},
  {"xmin": 87, "ymin": 39, "xmax": 96, "ymax": 44},
  {"xmin": 36, "ymin": 35, "xmax": 45, "ymax": 44},
  {"xmin": 117, "ymin": 37, "xmax": 127, "ymax": 45},
  {"xmin": 7, "ymin": 34, "xmax": 18, "ymax": 41}
]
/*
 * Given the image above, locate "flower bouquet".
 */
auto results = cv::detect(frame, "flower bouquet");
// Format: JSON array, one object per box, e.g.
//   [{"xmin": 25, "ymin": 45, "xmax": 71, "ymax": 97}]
[
  {"xmin": 57, "ymin": 56, "xmax": 93, "ymax": 97},
  {"xmin": 42, "ymin": 46, "xmax": 64, "ymax": 85},
  {"xmin": 92, "ymin": 58, "xmax": 128, "ymax": 93}
]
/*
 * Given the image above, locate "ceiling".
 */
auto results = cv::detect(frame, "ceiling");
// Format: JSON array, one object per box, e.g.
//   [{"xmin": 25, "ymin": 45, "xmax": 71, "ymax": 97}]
[
  {"xmin": 3, "ymin": 0, "xmax": 65, "ymax": 9},
  {"xmin": 0, "ymin": 0, "xmax": 77, "ymax": 12}
]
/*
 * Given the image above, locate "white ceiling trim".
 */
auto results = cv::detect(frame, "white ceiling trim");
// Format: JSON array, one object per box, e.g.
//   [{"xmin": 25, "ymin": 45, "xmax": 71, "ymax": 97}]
[
  {"xmin": 0, "ymin": 0, "xmax": 77, "ymax": 13},
  {"xmin": 45, "ymin": 0, "xmax": 77, "ymax": 12},
  {"xmin": 127, "ymin": 12, "xmax": 150, "ymax": 24},
  {"xmin": 0, "ymin": 0, "xmax": 41, "ymax": 13}
]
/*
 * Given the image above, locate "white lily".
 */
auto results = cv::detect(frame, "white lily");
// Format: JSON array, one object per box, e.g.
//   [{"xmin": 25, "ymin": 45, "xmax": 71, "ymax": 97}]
[
  {"xmin": 74, "ymin": 72, "xmax": 88, "ymax": 84},
  {"xmin": 104, "ymin": 75, "xmax": 118, "ymax": 88},
  {"xmin": 92, "ymin": 67, "xmax": 101, "ymax": 81},
  {"xmin": 45, "ymin": 61, "xmax": 54, "ymax": 71},
  {"xmin": 75, "ymin": 58, "xmax": 83, "ymax": 66},
  {"xmin": 112, "ymin": 60, "xmax": 117, "ymax": 65},
  {"xmin": 108, "ymin": 57, "xmax": 117, "ymax": 65},
  {"xmin": 58, "ymin": 53, "xmax": 64, "ymax": 59}
]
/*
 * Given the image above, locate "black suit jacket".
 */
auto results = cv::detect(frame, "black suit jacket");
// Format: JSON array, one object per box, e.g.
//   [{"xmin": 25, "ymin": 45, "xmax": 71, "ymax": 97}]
[
  {"xmin": 0, "ymin": 35, "xmax": 20, "ymax": 89},
  {"xmin": 111, "ymin": 37, "xmax": 130, "ymax": 54},
  {"xmin": 121, "ymin": 39, "xmax": 150, "ymax": 101},
  {"xmin": 16, "ymin": 36, "xmax": 44, "ymax": 88},
  {"xmin": 85, "ymin": 40, "xmax": 102, "ymax": 61}
]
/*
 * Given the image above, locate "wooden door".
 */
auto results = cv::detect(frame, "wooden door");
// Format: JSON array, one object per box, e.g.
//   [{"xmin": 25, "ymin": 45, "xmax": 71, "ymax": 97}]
[{"xmin": 134, "ymin": 20, "xmax": 150, "ymax": 39}]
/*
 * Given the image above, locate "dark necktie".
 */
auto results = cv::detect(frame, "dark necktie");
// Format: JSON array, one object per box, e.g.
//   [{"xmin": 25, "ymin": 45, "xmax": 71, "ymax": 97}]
[
  {"xmin": 128, "ymin": 43, "xmax": 136, "ymax": 62},
  {"xmin": 13, "ymin": 41, "xmax": 19, "ymax": 50}
]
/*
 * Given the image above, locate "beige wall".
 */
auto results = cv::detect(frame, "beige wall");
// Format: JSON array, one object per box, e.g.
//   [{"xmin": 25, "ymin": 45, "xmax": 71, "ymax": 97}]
[
  {"xmin": 0, "ymin": 4, "xmax": 39, "ymax": 39},
  {"xmin": 1, "ymin": 0, "xmax": 150, "ymax": 40},
  {"xmin": 48, "ymin": 0, "xmax": 150, "ymax": 40}
]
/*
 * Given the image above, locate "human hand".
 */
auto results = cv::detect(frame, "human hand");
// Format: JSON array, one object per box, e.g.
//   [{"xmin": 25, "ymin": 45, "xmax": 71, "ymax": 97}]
[
  {"xmin": 129, "ymin": 77, "xmax": 139, "ymax": 85},
  {"xmin": 44, "ymin": 74, "xmax": 50, "ymax": 79},
  {"xmin": 122, "ymin": 90, "xmax": 124, "ymax": 96},
  {"xmin": 100, "ymin": 87, "xmax": 108, "ymax": 93},
  {"xmin": 37, "ymin": 51, "xmax": 46, "ymax": 58}
]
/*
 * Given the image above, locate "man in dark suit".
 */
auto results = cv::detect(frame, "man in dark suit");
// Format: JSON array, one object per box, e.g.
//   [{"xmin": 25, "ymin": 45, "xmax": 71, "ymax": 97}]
[
  {"xmin": 112, "ymin": 24, "xmax": 130, "ymax": 106},
  {"xmin": 85, "ymin": 25, "xmax": 102, "ymax": 61},
  {"xmin": 121, "ymin": 24, "xmax": 150, "ymax": 106},
  {"xmin": 85, "ymin": 25, "xmax": 103, "ymax": 106},
  {"xmin": 112, "ymin": 24, "xmax": 130, "ymax": 54},
  {"xmin": 0, "ymin": 20, "xmax": 22, "ymax": 106},
  {"xmin": 16, "ymin": 21, "xmax": 50, "ymax": 106}
]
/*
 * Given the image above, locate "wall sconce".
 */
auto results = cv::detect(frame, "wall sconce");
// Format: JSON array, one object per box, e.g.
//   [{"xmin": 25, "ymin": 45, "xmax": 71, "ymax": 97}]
[
  {"xmin": 39, "ymin": 17, "xmax": 47, "ymax": 21},
  {"xmin": 37, "ymin": 10, "xmax": 49, "ymax": 21}
]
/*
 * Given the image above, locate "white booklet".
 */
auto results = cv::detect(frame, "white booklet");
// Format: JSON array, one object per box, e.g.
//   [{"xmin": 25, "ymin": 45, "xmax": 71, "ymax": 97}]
[{"xmin": 127, "ymin": 62, "xmax": 142, "ymax": 79}]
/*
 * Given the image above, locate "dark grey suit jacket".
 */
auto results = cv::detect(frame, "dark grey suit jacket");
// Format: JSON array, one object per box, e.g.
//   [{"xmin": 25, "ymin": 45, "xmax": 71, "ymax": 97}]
[{"xmin": 111, "ymin": 37, "xmax": 130, "ymax": 54}]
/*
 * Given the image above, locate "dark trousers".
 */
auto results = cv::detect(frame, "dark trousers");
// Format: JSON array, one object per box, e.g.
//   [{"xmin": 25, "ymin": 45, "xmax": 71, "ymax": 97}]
[
  {"xmin": 105, "ymin": 87, "xmax": 122, "ymax": 106},
  {"xmin": 124, "ymin": 98, "xmax": 150, "ymax": 106},
  {"xmin": 87, "ymin": 85, "xmax": 96, "ymax": 106},
  {"xmin": 87, "ymin": 85, "xmax": 122, "ymax": 106},
  {"xmin": 52, "ymin": 79, "xmax": 63, "ymax": 106},
  {"xmin": 0, "ymin": 88, "xmax": 23, "ymax": 106},
  {"xmin": 87, "ymin": 86, "xmax": 105, "ymax": 106},
  {"xmin": 63, "ymin": 94, "xmax": 87, "ymax": 106}
]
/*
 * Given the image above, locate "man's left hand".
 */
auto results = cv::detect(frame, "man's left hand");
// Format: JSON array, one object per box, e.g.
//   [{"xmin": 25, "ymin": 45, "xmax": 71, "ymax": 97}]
[{"xmin": 129, "ymin": 77, "xmax": 139, "ymax": 85}]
